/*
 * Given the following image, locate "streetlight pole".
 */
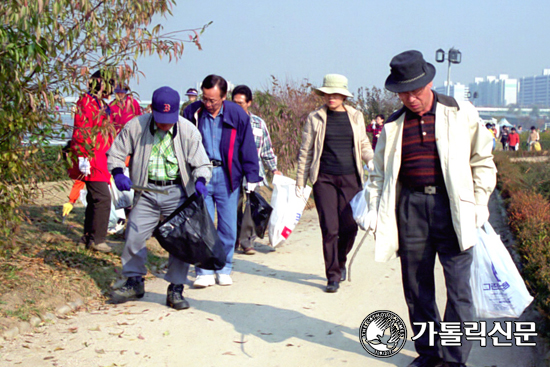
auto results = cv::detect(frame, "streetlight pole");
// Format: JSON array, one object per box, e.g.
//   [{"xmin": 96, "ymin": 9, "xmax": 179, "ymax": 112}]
[
  {"xmin": 435, "ymin": 48, "xmax": 462, "ymax": 97},
  {"xmin": 446, "ymin": 60, "xmax": 452, "ymax": 96}
]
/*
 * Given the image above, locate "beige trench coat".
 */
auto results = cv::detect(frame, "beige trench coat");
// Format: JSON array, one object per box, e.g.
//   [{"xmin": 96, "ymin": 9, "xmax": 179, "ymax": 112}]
[
  {"xmin": 367, "ymin": 96, "xmax": 497, "ymax": 262},
  {"xmin": 296, "ymin": 105, "xmax": 374, "ymax": 187}
]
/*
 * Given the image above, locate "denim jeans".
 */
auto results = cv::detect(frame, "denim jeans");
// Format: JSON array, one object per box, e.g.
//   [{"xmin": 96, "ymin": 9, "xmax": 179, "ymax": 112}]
[{"xmin": 196, "ymin": 166, "xmax": 239, "ymax": 276}]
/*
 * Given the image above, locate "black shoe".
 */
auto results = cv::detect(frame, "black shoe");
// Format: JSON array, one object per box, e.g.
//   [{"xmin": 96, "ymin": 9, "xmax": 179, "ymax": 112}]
[
  {"xmin": 408, "ymin": 355, "xmax": 444, "ymax": 367},
  {"xmin": 110, "ymin": 276, "xmax": 145, "ymax": 304},
  {"xmin": 325, "ymin": 281, "xmax": 339, "ymax": 293},
  {"xmin": 77, "ymin": 235, "xmax": 89, "ymax": 248},
  {"xmin": 166, "ymin": 283, "xmax": 190, "ymax": 310},
  {"xmin": 340, "ymin": 267, "xmax": 347, "ymax": 281}
]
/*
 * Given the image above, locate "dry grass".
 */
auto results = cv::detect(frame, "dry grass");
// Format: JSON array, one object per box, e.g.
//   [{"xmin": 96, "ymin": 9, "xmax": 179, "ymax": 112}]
[{"xmin": 0, "ymin": 181, "xmax": 169, "ymax": 332}]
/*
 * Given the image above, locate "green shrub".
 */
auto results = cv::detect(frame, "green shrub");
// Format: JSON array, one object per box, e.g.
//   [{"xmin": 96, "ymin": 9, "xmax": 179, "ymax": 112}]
[
  {"xmin": 0, "ymin": 145, "xmax": 68, "ymax": 184},
  {"xmin": 541, "ymin": 130, "xmax": 550, "ymax": 150},
  {"xmin": 495, "ymin": 153, "xmax": 550, "ymax": 334},
  {"xmin": 494, "ymin": 151, "xmax": 550, "ymax": 199},
  {"xmin": 251, "ymin": 77, "xmax": 322, "ymax": 176}
]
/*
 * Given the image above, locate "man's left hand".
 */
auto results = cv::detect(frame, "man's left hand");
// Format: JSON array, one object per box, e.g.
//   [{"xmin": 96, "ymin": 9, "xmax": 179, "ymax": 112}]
[
  {"xmin": 475, "ymin": 205, "xmax": 489, "ymax": 228},
  {"xmin": 246, "ymin": 182, "xmax": 259, "ymax": 193},
  {"xmin": 367, "ymin": 160, "xmax": 374, "ymax": 172},
  {"xmin": 195, "ymin": 178, "xmax": 208, "ymax": 197},
  {"xmin": 273, "ymin": 170, "xmax": 282, "ymax": 175}
]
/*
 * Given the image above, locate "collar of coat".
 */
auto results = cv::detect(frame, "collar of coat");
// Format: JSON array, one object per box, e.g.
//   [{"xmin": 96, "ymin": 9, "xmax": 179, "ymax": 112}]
[
  {"xmin": 386, "ymin": 91, "xmax": 459, "ymax": 123},
  {"xmin": 314, "ymin": 104, "xmax": 359, "ymax": 120},
  {"xmin": 192, "ymin": 101, "xmax": 242, "ymax": 129},
  {"xmin": 148, "ymin": 115, "xmax": 178, "ymax": 139}
]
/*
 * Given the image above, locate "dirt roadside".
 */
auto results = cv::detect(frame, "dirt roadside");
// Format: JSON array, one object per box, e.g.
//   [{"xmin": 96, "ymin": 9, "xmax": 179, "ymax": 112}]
[{"xmin": 0, "ymin": 190, "xmax": 545, "ymax": 367}]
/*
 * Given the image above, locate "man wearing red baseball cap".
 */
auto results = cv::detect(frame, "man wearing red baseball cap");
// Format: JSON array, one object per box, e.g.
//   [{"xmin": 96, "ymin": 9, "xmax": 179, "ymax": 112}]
[{"xmin": 107, "ymin": 86, "xmax": 212, "ymax": 310}]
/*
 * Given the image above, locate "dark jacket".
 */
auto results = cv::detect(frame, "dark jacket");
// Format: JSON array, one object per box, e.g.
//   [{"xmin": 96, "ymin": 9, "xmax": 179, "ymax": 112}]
[{"xmin": 183, "ymin": 100, "xmax": 262, "ymax": 191}]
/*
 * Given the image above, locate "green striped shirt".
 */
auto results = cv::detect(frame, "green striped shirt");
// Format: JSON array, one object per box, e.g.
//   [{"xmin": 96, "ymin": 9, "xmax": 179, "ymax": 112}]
[{"xmin": 148, "ymin": 126, "xmax": 179, "ymax": 181}]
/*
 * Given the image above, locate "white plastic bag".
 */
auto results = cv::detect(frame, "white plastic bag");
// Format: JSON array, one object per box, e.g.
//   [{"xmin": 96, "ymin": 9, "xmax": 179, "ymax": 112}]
[
  {"xmin": 470, "ymin": 222, "xmax": 534, "ymax": 318},
  {"xmin": 108, "ymin": 201, "xmax": 119, "ymax": 229},
  {"xmin": 110, "ymin": 173, "xmax": 134, "ymax": 209},
  {"xmin": 79, "ymin": 189, "xmax": 88, "ymax": 206},
  {"xmin": 107, "ymin": 201, "xmax": 126, "ymax": 234},
  {"xmin": 268, "ymin": 174, "xmax": 312, "ymax": 247},
  {"xmin": 350, "ymin": 178, "xmax": 370, "ymax": 231}
]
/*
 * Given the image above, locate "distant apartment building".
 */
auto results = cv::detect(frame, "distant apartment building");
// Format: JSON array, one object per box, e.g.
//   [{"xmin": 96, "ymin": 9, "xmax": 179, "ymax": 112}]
[
  {"xmin": 518, "ymin": 69, "xmax": 550, "ymax": 107},
  {"xmin": 467, "ymin": 75, "xmax": 517, "ymax": 107},
  {"xmin": 434, "ymin": 82, "xmax": 469, "ymax": 101}
]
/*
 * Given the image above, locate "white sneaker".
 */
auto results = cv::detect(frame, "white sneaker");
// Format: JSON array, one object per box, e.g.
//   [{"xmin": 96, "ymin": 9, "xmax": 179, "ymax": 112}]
[
  {"xmin": 217, "ymin": 274, "xmax": 233, "ymax": 286},
  {"xmin": 193, "ymin": 275, "xmax": 215, "ymax": 288}
]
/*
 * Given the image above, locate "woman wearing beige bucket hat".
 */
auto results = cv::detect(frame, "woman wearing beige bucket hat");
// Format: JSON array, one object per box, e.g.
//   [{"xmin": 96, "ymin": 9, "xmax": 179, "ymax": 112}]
[{"xmin": 296, "ymin": 74, "xmax": 374, "ymax": 293}]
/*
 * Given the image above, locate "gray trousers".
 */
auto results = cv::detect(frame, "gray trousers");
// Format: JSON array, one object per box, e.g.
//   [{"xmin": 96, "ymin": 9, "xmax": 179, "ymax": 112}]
[
  {"xmin": 122, "ymin": 183, "xmax": 189, "ymax": 285},
  {"xmin": 398, "ymin": 185, "xmax": 474, "ymax": 364}
]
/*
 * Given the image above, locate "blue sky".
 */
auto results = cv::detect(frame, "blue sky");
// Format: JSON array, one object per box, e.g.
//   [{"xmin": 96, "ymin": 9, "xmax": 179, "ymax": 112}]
[{"xmin": 130, "ymin": 0, "xmax": 550, "ymax": 100}]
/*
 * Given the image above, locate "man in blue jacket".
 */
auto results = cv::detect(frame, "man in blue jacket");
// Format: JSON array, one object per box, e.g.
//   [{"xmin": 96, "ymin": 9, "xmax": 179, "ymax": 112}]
[{"xmin": 183, "ymin": 74, "xmax": 262, "ymax": 287}]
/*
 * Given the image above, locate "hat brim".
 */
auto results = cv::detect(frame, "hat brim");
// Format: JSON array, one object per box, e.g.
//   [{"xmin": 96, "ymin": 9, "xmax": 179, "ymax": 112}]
[
  {"xmin": 153, "ymin": 110, "xmax": 179, "ymax": 124},
  {"xmin": 385, "ymin": 63, "xmax": 436, "ymax": 93},
  {"xmin": 314, "ymin": 87, "xmax": 353, "ymax": 98}
]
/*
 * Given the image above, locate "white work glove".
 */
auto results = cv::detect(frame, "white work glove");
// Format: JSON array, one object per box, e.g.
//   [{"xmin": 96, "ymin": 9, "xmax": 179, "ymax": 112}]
[
  {"xmin": 367, "ymin": 160, "xmax": 374, "ymax": 172},
  {"xmin": 365, "ymin": 210, "xmax": 378, "ymax": 232},
  {"xmin": 475, "ymin": 205, "xmax": 489, "ymax": 228},
  {"xmin": 246, "ymin": 182, "xmax": 258, "ymax": 193},
  {"xmin": 295, "ymin": 185, "xmax": 304, "ymax": 198},
  {"xmin": 78, "ymin": 157, "xmax": 91, "ymax": 176}
]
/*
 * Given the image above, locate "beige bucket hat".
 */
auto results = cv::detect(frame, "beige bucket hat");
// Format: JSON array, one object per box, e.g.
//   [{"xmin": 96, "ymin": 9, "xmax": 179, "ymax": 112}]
[{"xmin": 314, "ymin": 74, "xmax": 353, "ymax": 98}]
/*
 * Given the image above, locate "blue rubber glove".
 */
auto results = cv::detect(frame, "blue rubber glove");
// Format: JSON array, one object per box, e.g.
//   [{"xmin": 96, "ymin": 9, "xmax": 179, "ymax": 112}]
[
  {"xmin": 195, "ymin": 177, "xmax": 208, "ymax": 197},
  {"xmin": 112, "ymin": 167, "xmax": 133, "ymax": 191}
]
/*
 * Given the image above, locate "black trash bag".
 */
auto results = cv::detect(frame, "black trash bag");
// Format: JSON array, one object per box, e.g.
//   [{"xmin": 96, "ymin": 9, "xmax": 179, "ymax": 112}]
[
  {"xmin": 249, "ymin": 191, "xmax": 273, "ymax": 239},
  {"xmin": 153, "ymin": 193, "xmax": 225, "ymax": 271},
  {"xmin": 238, "ymin": 198, "xmax": 256, "ymax": 245}
]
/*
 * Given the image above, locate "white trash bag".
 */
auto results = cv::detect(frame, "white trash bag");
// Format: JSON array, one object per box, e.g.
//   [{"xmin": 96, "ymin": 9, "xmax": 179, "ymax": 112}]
[
  {"xmin": 79, "ymin": 188, "xmax": 88, "ymax": 207},
  {"xmin": 268, "ymin": 174, "xmax": 312, "ymax": 247},
  {"xmin": 110, "ymin": 170, "xmax": 134, "ymax": 209},
  {"xmin": 470, "ymin": 222, "xmax": 534, "ymax": 319},
  {"xmin": 350, "ymin": 177, "xmax": 370, "ymax": 231},
  {"xmin": 79, "ymin": 186, "xmax": 124, "ymax": 235}
]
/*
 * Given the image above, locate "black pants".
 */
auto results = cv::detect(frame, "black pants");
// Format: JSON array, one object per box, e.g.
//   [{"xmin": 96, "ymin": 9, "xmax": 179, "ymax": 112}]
[
  {"xmin": 398, "ymin": 185, "xmax": 474, "ymax": 364},
  {"xmin": 235, "ymin": 189, "xmax": 256, "ymax": 249},
  {"xmin": 313, "ymin": 172, "xmax": 361, "ymax": 283},
  {"xmin": 82, "ymin": 181, "xmax": 111, "ymax": 245}
]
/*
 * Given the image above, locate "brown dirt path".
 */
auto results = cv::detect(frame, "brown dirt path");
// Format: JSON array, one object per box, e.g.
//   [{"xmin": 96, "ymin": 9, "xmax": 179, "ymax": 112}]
[{"xmin": 0, "ymin": 191, "xmax": 544, "ymax": 367}]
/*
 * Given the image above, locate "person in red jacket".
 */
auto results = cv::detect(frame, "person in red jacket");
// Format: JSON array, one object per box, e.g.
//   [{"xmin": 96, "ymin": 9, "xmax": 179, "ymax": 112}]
[
  {"xmin": 508, "ymin": 127, "xmax": 520, "ymax": 151},
  {"xmin": 110, "ymin": 84, "xmax": 142, "ymax": 134},
  {"xmin": 69, "ymin": 70, "xmax": 114, "ymax": 252},
  {"xmin": 366, "ymin": 114, "xmax": 385, "ymax": 152}
]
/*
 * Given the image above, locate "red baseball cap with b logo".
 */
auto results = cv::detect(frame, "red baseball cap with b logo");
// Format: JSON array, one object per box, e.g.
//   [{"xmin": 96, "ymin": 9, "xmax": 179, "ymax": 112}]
[{"xmin": 152, "ymin": 86, "xmax": 180, "ymax": 124}]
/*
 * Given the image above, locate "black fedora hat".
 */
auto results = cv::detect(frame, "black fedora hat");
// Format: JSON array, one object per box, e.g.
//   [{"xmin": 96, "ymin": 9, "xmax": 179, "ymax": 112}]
[{"xmin": 385, "ymin": 50, "xmax": 436, "ymax": 93}]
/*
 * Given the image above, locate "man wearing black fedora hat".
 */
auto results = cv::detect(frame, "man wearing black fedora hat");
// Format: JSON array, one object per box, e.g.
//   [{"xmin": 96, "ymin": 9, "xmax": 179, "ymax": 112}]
[{"xmin": 365, "ymin": 50, "xmax": 497, "ymax": 367}]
